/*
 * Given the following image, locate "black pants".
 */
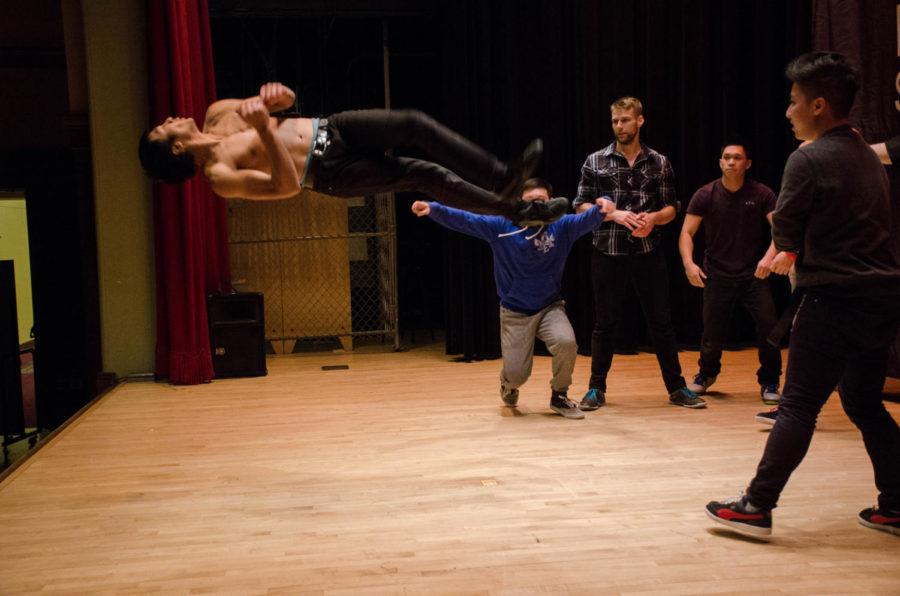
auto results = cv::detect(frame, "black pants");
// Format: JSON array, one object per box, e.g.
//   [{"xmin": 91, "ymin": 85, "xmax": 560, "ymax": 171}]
[
  {"xmin": 589, "ymin": 249, "xmax": 686, "ymax": 394},
  {"xmin": 746, "ymin": 291, "xmax": 900, "ymax": 512},
  {"xmin": 312, "ymin": 109, "xmax": 517, "ymax": 217},
  {"xmin": 699, "ymin": 277, "xmax": 782, "ymax": 386}
]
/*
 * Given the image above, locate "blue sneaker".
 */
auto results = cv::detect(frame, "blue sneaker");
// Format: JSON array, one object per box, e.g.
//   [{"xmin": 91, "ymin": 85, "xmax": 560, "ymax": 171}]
[
  {"xmin": 669, "ymin": 387, "xmax": 707, "ymax": 409},
  {"xmin": 579, "ymin": 388, "xmax": 605, "ymax": 411}
]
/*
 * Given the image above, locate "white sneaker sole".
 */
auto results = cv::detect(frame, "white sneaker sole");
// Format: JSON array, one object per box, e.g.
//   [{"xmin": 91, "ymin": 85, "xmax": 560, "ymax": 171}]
[
  {"xmin": 705, "ymin": 508, "xmax": 772, "ymax": 539},
  {"xmin": 550, "ymin": 405, "xmax": 585, "ymax": 419},
  {"xmin": 858, "ymin": 516, "xmax": 900, "ymax": 536},
  {"xmin": 670, "ymin": 400, "xmax": 707, "ymax": 409},
  {"xmin": 755, "ymin": 414, "xmax": 777, "ymax": 426}
]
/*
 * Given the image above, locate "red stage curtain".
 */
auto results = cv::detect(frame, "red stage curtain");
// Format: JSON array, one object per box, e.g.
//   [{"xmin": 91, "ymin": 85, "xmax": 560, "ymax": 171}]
[{"xmin": 146, "ymin": 0, "xmax": 230, "ymax": 384}]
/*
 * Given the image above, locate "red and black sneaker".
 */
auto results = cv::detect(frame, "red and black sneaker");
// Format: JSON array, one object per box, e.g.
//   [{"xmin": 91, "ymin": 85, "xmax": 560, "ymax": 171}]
[
  {"xmin": 705, "ymin": 494, "xmax": 772, "ymax": 538},
  {"xmin": 858, "ymin": 507, "xmax": 900, "ymax": 537}
]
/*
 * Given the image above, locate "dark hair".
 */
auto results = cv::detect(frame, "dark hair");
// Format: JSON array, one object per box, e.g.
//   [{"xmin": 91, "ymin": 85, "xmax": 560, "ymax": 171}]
[
  {"xmin": 522, "ymin": 177, "xmax": 553, "ymax": 197},
  {"xmin": 785, "ymin": 51, "xmax": 859, "ymax": 118},
  {"xmin": 138, "ymin": 131, "xmax": 197, "ymax": 184},
  {"xmin": 720, "ymin": 137, "xmax": 751, "ymax": 160}
]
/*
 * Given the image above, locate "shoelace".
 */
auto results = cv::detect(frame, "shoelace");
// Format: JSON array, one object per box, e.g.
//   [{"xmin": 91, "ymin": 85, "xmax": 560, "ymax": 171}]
[
  {"xmin": 497, "ymin": 224, "xmax": 544, "ymax": 240},
  {"xmin": 722, "ymin": 492, "xmax": 762, "ymax": 513}
]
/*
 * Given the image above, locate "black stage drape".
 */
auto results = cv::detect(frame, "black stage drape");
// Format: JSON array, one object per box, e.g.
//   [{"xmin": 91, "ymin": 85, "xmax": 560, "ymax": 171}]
[
  {"xmin": 208, "ymin": 1, "xmax": 832, "ymax": 361},
  {"xmin": 810, "ymin": 0, "xmax": 900, "ymax": 376},
  {"xmin": 437, "ymin": 0, "xmax": 811, "ymax": 359}
]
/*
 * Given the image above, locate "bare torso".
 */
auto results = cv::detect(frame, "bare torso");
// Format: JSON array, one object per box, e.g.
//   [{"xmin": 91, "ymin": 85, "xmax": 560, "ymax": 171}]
[{"xmin": 203, "ymin": 111, "xmax": 314, "ymax": 180}]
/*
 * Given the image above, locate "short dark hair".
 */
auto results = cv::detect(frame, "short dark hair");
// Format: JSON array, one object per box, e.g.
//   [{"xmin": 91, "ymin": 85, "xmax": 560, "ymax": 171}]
[
  {"xmin": 785, "ymin": 51, "xmax": 859, "ymax": 118},
  {"xmin": 720, "ymin": 138, "xmax": 751, "ymax": 160},
  {"xmin": 138, "ymin": 131, "xmax": 197, "ymax": 184},
  {"xmin": 522, "ymin": 177, "xmax": 553, "ymax": 197}
]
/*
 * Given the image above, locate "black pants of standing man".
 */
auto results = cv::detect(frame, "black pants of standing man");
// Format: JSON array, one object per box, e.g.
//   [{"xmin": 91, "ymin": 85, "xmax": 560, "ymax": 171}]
[{"xmin": 746, "ymin": 291, "xmax": 900, "ymax": 512}]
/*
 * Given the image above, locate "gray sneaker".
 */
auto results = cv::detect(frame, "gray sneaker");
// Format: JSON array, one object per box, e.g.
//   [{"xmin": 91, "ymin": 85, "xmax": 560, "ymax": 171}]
[
  {"xmin": 550, "ymin": 391, "xmax": 585, "ymax": 419},
  {"xmin": 760, "ymin": 384, "xmax": 782, "ymax": 405},
  {"xmin": 501, "ymin": 386, "xmax": 519, "ymax": 407},
  {"xmin": 687, "ymin": 374, "xmax": 717, "ymax": 394}
]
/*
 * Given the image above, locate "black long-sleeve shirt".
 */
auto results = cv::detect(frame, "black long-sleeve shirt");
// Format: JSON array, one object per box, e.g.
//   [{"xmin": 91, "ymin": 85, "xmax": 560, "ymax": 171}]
[{"xmin": 773, "ymin": 124, "xmax": 900, "ymax": 292}]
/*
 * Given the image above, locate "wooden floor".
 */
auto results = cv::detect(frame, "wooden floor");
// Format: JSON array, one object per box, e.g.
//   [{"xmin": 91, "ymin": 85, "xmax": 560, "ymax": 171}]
[{"xmin": 1, "ymin": 344, "xmax": 898, "ymax": 594}]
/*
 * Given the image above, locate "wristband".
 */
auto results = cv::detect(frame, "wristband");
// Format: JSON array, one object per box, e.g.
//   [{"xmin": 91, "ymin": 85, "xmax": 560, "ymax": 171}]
[{"xmin": 783, "ymin": 251, "xmax": 797, "ymax": 262}]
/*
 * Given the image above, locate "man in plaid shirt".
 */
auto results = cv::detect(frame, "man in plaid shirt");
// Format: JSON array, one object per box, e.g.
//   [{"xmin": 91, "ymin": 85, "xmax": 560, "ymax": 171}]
[{"xmin": 573, "ymin": 96, "xmax": 705, "ymax": 410}]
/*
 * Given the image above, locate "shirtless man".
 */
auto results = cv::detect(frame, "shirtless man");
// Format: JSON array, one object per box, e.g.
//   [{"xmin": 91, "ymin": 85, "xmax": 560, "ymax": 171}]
[{"xmin": 139, "ymin": 82, "xmax": 566, "ymax": 225}]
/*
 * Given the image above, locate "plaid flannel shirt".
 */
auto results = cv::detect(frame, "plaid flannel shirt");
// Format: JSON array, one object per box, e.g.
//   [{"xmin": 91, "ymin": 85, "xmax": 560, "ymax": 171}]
[{"xmin": 573, "ymin": 141, "xmax": 679, "ymax": 255}]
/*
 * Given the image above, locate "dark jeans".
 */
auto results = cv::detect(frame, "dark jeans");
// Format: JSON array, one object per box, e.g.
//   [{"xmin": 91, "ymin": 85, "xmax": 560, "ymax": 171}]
[
  {"xmin": 589, "ymin": 249, "xmax": 686, "ymax": 394},
  {"xmin": 313, "ymin": 109, "xmax": 517, "ymax": 217},
  {"xmin": 746, "ymin": 291, "xmax": 900, "ymax": 512},
  {"xmin": 699, "ymin": 277, "xmax": 782, "ymax": 386}
]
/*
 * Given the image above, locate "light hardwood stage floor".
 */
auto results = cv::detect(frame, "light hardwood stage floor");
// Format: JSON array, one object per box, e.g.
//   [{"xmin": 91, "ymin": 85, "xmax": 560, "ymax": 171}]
[{"xmin": 1, "ymin": 344, "xmax": 899, "ymax": 594}]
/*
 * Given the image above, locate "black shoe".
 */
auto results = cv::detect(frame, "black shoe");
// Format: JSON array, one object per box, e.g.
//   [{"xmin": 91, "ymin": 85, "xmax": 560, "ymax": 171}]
[
  {"xmin": 858, "ymin": 506, "xmax": 900, "ymax": 536},
  {"xmin": 550, "ymin": 391, "xmax": 584, "ymax": 419},
  {"xmin": 755, "ymin": 407, "xmax": 778, "ymax": 426},
  {"xmin": 761, "ymin": 384, "xmax": 782, "ymax": 405},
  {"xmin": 669, "ymin": 387, "xmax": 706, "ymax": 409},
  {"xmin": 579, "ymin": 388, "xmax": 605, "ymax": 411},
  {"xmin": 705, "ymin": 494, "xmax": 772, "ymax": 538},
  {"xmin": 499, "ymin": 138, "xmax": 544, "ymax": 201},
  {"xmin": 510, "ymin": 197, "xmax": 569, "ymax": 227},
  {"xmin": 687, "ymin": 374, "xmax": 716, "ymax": 394}
]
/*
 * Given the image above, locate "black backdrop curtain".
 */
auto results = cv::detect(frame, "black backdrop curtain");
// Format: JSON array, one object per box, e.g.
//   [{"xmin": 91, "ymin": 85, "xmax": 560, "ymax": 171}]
[
  {"xmin": 208, "ymin": 0, "xmax": 818, "ymax": 361},
  {"xmin": 810, "ymin": 0, "xmax": 900, "ymax": 376},
  {"xmin": 437, "ymin": 0, "xmax": 811, "ymax": 359}
]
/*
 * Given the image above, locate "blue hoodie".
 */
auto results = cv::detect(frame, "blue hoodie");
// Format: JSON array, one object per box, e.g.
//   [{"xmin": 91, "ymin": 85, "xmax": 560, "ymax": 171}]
[{"xmin": 427, "ymin": 202, "xmax": 606, "ymax": 314}]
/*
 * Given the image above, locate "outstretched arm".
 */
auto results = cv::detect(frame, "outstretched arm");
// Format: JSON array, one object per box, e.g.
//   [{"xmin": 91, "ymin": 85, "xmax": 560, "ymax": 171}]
[{"xmin": 412, "ymin": 200, "xmax": 500, "ymax": 242}]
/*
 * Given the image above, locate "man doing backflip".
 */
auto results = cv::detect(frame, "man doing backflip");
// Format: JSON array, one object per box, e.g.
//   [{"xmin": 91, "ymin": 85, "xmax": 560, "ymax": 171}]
[{"xmin": 139, "ymin": 82, "xmax": 566, "ymax": 226}]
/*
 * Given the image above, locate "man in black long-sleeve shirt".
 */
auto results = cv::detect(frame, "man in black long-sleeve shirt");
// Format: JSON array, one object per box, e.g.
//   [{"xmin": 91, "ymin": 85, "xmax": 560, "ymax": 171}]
[{"xmin": 706, "ymin": 52, "xmax": 900, "ymax": 539}]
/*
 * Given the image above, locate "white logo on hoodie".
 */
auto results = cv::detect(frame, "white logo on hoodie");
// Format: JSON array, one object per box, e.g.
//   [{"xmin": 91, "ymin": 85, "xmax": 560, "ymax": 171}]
[{"xmin": 533, "ymin": 232, "xmax": 555, "ymax": 254}]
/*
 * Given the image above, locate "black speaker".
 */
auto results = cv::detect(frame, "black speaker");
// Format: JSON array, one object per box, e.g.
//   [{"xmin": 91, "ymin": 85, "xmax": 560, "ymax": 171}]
[{"xmin": 208, "ymin": 293, "xmax": 267, "ymax": 378}]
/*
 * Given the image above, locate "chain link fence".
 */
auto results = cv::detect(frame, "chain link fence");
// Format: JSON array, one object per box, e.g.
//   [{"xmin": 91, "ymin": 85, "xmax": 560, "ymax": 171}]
[{"xmin": 228, "ymin": 191, "xmax": 398, "ymax": 353}]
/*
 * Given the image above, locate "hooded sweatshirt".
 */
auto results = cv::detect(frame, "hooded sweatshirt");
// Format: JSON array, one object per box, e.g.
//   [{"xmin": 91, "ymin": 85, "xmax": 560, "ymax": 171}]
[{"xmin": 427, "ymin": 201, "xmax": 605, "ymax": 314}]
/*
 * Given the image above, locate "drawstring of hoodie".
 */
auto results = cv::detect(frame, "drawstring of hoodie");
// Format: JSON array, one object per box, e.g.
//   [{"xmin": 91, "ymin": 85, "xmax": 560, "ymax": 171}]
[{"xmin": 497, "ymin": 225, "xmax": 544, "ymax": 240}]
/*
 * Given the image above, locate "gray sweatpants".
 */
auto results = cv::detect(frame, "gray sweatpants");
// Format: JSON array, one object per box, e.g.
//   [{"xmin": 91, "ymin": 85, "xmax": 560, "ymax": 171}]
[{"xmin": 499, "ymin": 300, "xmax": 578, "ymax": 395}]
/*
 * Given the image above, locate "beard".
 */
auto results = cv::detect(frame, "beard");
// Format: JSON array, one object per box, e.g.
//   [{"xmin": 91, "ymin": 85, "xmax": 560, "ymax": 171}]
[{"xmin": 617, "ymin": 131, "xmax": 637, "ymax": 145}]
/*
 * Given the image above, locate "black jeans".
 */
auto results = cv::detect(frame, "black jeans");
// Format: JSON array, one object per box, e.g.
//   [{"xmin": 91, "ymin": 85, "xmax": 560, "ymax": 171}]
[
  {"xmin": 589, "ymin": 248, "xmax": 686, "ymax": 394},
  {"xmin": 746, "ymin": 291, "xmax": 900, "ymax": 512},
  {"xmin": 313, "ymin": 109, "xmax": 517, "ymax": 217},
  {"xmin": 699, "ymin": 277, "xmax": 782, "ymax": 386}
]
